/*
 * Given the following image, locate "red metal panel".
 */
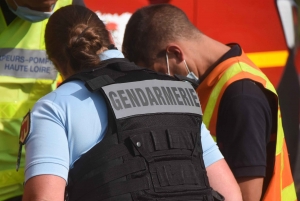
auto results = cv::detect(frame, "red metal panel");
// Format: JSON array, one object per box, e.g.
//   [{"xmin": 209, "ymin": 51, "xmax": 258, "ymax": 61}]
[
  {"xmin": 296, "ymin": 47, "xmax": 300, "ymax": 74},
  {"xmin": 194, "ymin": 0, "xmax": 287, "ymax": 53},
  {"xmin": 169, "ymin": 0, "xmax": 195, "ymax": 23}
]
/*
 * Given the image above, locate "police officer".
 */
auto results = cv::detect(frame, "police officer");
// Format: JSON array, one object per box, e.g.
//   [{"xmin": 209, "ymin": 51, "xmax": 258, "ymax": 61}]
[
  {"xmin": 22, "ymin": 5, "xmax": 242, "ymax": 201},
  {"xmin": 0, "ymin": 0, "xmax": 84, "ymax": 200}
]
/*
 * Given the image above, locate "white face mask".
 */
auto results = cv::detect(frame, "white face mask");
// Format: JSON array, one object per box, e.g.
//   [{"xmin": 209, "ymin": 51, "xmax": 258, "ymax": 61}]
[
  {"xmin": 165, "ymin": 52, "xmax": 199, "ymax": 81},
  {"xmin": 8, "ymin": 0, "xmax": 55, "ymax": 22}
]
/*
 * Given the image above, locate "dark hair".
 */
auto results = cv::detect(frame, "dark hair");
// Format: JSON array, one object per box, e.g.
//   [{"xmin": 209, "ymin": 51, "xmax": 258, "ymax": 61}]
[
  {"xmin": 122, "ymin": 4, "xmax": 200, "ymax": 67},
  {"xmin": 45, "ymin": 5, "xmax": 110, "ymax": 76}
]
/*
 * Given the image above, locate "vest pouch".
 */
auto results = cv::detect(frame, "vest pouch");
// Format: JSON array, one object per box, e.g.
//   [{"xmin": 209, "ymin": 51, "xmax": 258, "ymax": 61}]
[{"xmin": 129, "ymin": 128, "xmax": 210, "ymax": 195}]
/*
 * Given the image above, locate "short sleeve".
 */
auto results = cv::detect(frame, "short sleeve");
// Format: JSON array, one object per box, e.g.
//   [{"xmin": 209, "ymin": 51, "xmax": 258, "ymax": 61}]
[
  {"xmin": 200, "ymin": 123, "xmax": 224, "ymax": 167},
  {"xmin": 217, "ymin": 80, "xmax": 272, "ymax": 177},
  {"xmin": 25, "ymin": 99, "xmax": 69, "ymax": 182}
]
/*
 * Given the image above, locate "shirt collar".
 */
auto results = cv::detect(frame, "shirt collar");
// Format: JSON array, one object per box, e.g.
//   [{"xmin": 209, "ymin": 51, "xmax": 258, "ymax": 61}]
[
  {"xmin": 198, "ymin": 43, "xmax": 242, "ymax": 84},
  {"xmin": 99, "ymin": 49, "xmax": 125, "ymax": 61}
]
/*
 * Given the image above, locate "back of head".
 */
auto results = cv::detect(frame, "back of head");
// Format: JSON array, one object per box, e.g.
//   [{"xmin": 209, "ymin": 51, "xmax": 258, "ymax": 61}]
[
  {"xmin": 122, "ymin": 4, "xmax": 199, "ymax": 67},
  {"xmin": 45, "ymin": 5, "xmax": 110, "ymax": 76}
]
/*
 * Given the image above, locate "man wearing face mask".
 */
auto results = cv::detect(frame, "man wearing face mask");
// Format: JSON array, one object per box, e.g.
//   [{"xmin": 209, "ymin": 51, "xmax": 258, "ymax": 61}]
[
  {"xmin": 0, "ymin": 1, "xmax": 84, "ymax": 200},
  {"xmin": 122, "ymin": 4, "xmax": 297, "ymax": 201}
]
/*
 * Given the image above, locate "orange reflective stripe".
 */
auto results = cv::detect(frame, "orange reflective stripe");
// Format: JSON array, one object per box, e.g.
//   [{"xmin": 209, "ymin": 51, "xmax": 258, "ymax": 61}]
[
  {"xmin": 282, "ymin": 140, "xmax": 294, "ymax": 188},
  {"xmin": 198, "ymin": 50, "xmax": 297, "ymax": 200},
  {"xmin": 262, "ymin": 142, "xmax": 297, "ymax": 201},
  {"xmin": 206, "ymin": 72, "xmax": 264, "ymax": 136},
  {"xmin": 198, "ymin": 51, "xmax": 267, "ymax": 114},
  {"xmin": 200, "ymin": 62, "xmax": 268, "ymax": 136},
  {"xmin": 263, "ymin": 153, "xmax": 282, "ymax": 201}
]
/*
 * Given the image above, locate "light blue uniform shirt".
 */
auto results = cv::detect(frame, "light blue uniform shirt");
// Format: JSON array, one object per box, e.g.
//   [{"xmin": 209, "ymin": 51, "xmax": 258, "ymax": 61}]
[{"xmin": 24, "ymin": 50, "xmax": 223, "ymax": 182}]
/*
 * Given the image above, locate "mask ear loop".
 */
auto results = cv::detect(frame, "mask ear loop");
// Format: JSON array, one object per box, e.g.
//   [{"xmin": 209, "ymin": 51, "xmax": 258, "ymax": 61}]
[
  {"xmin": 183, "ymin": 60, "xmax": 191, "ymax": 74},
  {"xmin": 165, "ymin": 52, "xmax": 171, "ymax": 75}
]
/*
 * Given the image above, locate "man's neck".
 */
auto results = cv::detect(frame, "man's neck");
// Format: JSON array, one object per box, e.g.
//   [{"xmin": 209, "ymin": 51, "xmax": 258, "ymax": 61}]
[{"xmin": 192, "ymin": 35, "xmax": 230, "ymax": 77}]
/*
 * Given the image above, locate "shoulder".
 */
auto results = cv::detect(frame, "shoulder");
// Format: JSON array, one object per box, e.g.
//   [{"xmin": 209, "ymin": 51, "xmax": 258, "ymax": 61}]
[
  {"xmin": 39, "ymin": 80, "xmax": 101, "ymax": 106},
  {"xmin": 32, "ymin": 80, "xmax": 107, "ymax": 121},
  {"xmin": 220, "ymin": 79, "xmax": 271, "ymax": 113},
  {"xmin": 217, "ymin": 79, "xmax": 273, "ymax": 142},
  {"xmin": 222, "ymin": 79, "xmax": 267, "ymax": 101}
]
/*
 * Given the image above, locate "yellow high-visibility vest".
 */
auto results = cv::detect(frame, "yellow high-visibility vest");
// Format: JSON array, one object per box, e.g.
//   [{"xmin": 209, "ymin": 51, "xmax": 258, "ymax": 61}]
[{"xmin": 0, "ymin": 1, "xmax": 72, "ymax": 199}]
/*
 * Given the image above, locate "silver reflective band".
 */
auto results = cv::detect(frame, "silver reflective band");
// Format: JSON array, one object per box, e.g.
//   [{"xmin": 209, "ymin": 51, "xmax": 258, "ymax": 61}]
[
  {"xmin": 102, "ymin": 80, "xmax": 203, "ymax": 119},
  {"xmin": 0, "ymin": 48, "xmax": 57, "ymax": 79}
]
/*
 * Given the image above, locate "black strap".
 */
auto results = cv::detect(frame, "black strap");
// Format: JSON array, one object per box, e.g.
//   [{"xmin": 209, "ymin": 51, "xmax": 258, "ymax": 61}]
[
  {"xmin": 212, "ymin": 190, "xmax": 225, "ymax": 201},
  {"xmin": 60, "ymin": 72, "xmax": 94, "ymax": 86},
  {"xmin": 108, "ymin": 44, "xmax": 118, "ymax": 50},
  {"xmin": 60, "ymin": 59, "xmax": 142, "ymax": 88},
  {"xmin": 85, "ymin": 74, "xmax": 115, "ymax": 91},
  {"xmin": 90, "ymin": 58, "xmax": 138, "ymax": 72},
  {"xmin": 104, "ymin": 59, "xmax": 144, "ymax": 72},
  {"xmin": 174, "ymin": 74, "xmax": 199, "ymax": 89}
]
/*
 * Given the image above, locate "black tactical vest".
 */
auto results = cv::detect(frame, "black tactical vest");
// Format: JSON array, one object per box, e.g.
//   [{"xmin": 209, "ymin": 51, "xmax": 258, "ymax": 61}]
[{"xmin": 63, "ymin": 59, "xmax": 224, "ymax": 201}]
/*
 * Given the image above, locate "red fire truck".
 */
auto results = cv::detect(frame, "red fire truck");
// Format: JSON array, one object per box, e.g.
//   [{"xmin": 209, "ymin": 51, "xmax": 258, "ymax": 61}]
[{"xmin": 84, "ymin": 0, "xmax": 300, "ymax": 196}]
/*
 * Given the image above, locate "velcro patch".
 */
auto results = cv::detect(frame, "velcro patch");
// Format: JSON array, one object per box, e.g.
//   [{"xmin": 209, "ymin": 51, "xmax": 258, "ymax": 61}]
[{"xmin": 19, "ymin": 111, "xmax": 31, "ymax": 144}]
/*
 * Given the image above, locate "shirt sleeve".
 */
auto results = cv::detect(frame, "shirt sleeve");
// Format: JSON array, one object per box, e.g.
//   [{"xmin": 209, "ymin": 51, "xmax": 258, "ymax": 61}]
[
  {"xmin": 24, "ymin": 99, "xmax": 69, "ymax": 183},
  {"xmin": 217, "ymin": 80, "xmax": 272, "ymax": 177},
  {"xmin": 201, "ymin": 123, "xmax": 224, "ymax": 167}
]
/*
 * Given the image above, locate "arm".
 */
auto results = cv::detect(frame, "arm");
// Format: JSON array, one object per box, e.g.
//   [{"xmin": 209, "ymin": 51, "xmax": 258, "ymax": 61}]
[
  {"xmin": 217, "ymin": 80, "xmax": 272, "ymax": 201},
  {"xmin": 22, "ymin": 83, "xmax": 109, "ymax": 201},
  {"xmin": 236, "ymin": 177, "xmax": 263, "ymax": 201},
  {"xmin": 23, "ymin": 175, "xmax": 66, "ymax": 201},
  {"xmin": 206, "ymin": 159, "xmax": 242, "ymax": 201},
  {"xmin": 22, "ymin": 99, "xmax": 70, "ymax": 201},
  {"xmin": 201, "ymin": 123, "xmax": 242, "ymax": 200}
]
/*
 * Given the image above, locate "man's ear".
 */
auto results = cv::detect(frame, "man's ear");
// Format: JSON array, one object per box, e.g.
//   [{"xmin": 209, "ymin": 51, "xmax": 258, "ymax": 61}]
[{"xmin": 166, "ymin": 44, "xmax": 184, "ymax": 63}]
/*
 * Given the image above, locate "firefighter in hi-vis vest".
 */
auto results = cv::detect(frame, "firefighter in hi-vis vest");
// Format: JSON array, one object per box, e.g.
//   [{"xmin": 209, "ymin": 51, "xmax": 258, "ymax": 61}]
[
  {"xmin": 122, "ymin": 4, "xmax": 297, "ymax": 201},
  {"xmin": 0, "ymin": 0, "xmax": 84, "ymax": 200},
  {"xmin": 22, "ymin": 5, "xmax": 242, "ymax": 201}
]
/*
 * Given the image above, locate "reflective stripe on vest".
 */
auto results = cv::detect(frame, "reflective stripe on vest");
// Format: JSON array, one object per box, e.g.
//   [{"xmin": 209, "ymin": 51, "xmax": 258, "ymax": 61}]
[
  {"xmin": 197, "ymin": 52, "xmax": 297, "ymax": 201},
  {"xmin": 0, "ymin": 48, "xmax": 57, "ymax": 79},
  {"xmin": 0, "ymin": 0, "xmax": 72, "ymax": 199}
]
